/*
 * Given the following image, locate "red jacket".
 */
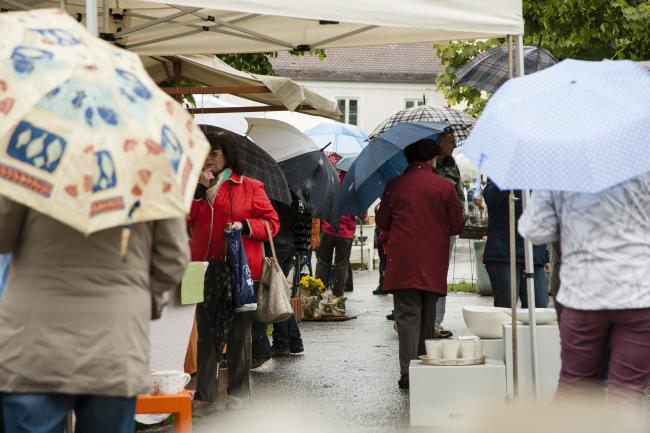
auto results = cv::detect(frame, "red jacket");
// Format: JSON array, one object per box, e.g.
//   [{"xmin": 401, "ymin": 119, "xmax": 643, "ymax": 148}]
[
  {"xmin": 322, "ymin": 170, "xmax": 358, "ymax": 239},
  {"xmin": 376, "ymin": 163, "xmax": 465, "ymax": 296},
  {"xmin": 188, "ymin": 173, "xmax": 280, "ymax": 281}
]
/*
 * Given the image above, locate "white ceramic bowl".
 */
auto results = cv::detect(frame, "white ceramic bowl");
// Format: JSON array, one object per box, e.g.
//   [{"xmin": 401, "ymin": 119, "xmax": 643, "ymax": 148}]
[
  {"xmin": 505, "ymin": 308, "xmax": 558, "ymax": 325},
  {"xmin": 462, "ymin": 306, "xmax": 510, "ymax": 339}
]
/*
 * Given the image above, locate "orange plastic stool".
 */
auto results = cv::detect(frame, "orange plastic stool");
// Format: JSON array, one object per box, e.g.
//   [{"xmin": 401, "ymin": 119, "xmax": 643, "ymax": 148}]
[{"xmin": 135, "ymin": 390, "xmax": 192, "ymax": 433}]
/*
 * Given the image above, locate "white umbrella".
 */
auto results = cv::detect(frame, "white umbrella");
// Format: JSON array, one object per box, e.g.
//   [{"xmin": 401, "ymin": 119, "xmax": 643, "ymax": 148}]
[{"xmin": 246, "ymin": 118, "xmax": 321, "ymax": 162}]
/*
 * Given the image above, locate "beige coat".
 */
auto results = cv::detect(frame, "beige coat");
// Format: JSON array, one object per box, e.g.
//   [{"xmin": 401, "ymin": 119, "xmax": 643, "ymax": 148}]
[{"xmin": 0, "ymin": 197, "xmax": 189, "ymax": 397}]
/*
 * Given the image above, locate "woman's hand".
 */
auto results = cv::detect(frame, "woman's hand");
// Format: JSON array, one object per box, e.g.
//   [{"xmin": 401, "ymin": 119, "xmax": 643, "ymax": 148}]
[{"xmin": 199, "ymin": 169, "xmax": 215, "ymax": 187}]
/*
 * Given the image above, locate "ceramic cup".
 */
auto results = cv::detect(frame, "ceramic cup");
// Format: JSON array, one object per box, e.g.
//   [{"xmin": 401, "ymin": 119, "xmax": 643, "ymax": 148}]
[
  {"xmin": 424, "ymin": 339, "xmax": 442, "ymax": 359},
  {"xmin": 441, "ymin": 340, "xmax": 460, "ymax": 359},
  {"xmin": 459, "ymin": 340, "xmax": 477, "ymax": 358},
  {"xmin": 151, "ymin": 370, "xmax": 191, "ymax": 395}
]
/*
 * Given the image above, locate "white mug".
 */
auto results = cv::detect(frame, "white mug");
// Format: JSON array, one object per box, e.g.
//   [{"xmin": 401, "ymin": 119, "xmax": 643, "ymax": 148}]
[
  {"xmin": 151, "ymin": 370, "xmax": 191, "ymax": 395},
  {"xmin": 442, "ymin": 340, "xmax": 460, "ymax": 359},
  {"xmin": 459, "ymin": 340, "xmax": 477, "ymax": 359},
  {"xmin": 424, "ymin": 339, "xmax": 442, "ymax": 359}
]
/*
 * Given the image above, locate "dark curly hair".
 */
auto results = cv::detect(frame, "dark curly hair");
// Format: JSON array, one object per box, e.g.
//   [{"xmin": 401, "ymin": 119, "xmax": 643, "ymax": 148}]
[
  {"xmin": 198, "ymin": 124, "xmax": 243, "ymax": 174},
  {"xmin": 403, "ymin": 138, "xmax": 441, "ymax": 163}
]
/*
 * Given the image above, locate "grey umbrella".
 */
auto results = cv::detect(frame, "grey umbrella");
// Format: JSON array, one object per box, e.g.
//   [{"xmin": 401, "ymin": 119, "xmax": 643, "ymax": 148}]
[{"xmin": 455, "ymin": 45, "xmax": 558, "ymax": 94}]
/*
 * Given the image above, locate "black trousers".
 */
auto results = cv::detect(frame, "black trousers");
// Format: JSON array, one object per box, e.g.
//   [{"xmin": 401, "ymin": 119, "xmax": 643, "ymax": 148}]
[
  {"xmin": 315, "ymin": 232, "xmax": 353, "ymax": 297},
  {"xmin": 393, "ymin": 290, "xmax": 439, "ymax": 376},
  {"xmin": 195, "ymin": 304, "xmax": 253, "ymax": 401}
]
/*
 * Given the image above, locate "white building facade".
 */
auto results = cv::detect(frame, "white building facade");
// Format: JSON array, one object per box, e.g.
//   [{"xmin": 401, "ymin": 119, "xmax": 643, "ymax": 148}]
[{"xmin": 270, "ymin": 43, "xmax": 448, "ymax": 134}]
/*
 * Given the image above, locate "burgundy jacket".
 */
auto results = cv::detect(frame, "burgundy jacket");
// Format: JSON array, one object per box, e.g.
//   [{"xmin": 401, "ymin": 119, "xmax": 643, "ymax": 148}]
[
  {"xmin": 322, "ymin": 170, "xmax": 357, "ymax": 239},
  {"xmin": 376, "ymin": 163, "xmax": 465, "ymax": 296}
]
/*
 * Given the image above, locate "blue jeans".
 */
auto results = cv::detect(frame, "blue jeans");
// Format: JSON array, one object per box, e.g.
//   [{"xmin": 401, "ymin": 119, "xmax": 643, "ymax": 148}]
[
  {"xmin": 2, "ymin": 393, "xmax": 135, "ymax": 433},
  {"xmin": 485, "ymin": 263, "xmax": 549, "ymax": 309},
  {"xmin": 272, "ymin": 244, "xmax": 303, "ymax": 350}
]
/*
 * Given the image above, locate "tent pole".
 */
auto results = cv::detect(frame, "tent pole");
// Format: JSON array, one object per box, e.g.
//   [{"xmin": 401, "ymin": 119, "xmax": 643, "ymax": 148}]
[
  {"xmin": 102, "ymin": 0, "xmax": 109, "ymax": 33},
  {"xmin": 507, "ymin": 34, "xmax": 519, "ymax": 400},
  {"xmin": 515, "ymin": 33, "xmax": 540, "ymax": 400},
  {"xmin": 86, "ymin": 0, "xmax": 98, "ymax": 35}
]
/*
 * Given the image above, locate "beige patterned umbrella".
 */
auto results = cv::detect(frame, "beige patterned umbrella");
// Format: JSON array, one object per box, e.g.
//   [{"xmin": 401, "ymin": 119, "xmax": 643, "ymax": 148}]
[{"xmin": 0, "ymin": 9, "xmax": 209, "ymax": 236}]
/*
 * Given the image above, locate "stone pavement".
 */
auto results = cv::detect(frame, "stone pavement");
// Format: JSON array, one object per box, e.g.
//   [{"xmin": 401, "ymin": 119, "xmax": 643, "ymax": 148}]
[{"xmin": 194, "ymin": 269, "xmax": 494, "ymax": 433}]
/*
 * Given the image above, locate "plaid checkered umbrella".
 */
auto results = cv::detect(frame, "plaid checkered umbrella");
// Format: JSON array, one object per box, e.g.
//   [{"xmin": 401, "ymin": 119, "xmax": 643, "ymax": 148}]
[
  {"xmin": 368, "ymin": 105, "xmax": 475, "ymax": 141},
  {"xmin": 455, "ymin": 46, "xmax": 558, "ymax": 94},
  {"xmin": 199, "ymin": 126, "xmax": 292, "ymax": 205}
]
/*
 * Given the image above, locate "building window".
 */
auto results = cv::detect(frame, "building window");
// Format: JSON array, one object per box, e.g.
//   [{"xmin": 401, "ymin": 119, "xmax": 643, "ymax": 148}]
[
  {"xmin": 404, "ymin": 98, "xmax": 425, "ymax": 109},
  {"xmin": 337, "ymin": 98, "xmax": 359, "ymax": 125}
]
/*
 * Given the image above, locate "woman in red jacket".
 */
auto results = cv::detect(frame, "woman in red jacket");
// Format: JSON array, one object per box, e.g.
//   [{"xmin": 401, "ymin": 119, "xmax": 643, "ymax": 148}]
[
  {"xmin": 189, "ymin": 126, "xmax": 279, "ymax": 411},
  {"xmin": 376, "ymin": 138, "xmax": 465, "ymax": 390}
]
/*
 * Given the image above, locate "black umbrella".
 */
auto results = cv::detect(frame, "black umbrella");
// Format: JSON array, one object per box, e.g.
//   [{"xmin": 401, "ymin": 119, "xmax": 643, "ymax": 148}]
[
  {"xmin": 198, "ymin": 125, "xmax": 292, "ymax": 205},
  {"xmin": 246, "ymin": 118, "xmax": 339, "ymax": 224},
  {"xmin": 278, "ymin": 150, "xmax": 339, "ymax": 224},
  {"xmin": 454, "ymin": 45, "xmax": 558, "ymax": 94}
]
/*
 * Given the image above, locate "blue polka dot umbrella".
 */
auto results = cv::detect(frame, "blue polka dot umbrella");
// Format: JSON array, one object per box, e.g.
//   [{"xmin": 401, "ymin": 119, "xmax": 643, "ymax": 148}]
[
  {"xmin": 0, "ymin": 9, "xmax": 210, "ymax": 235},
  {"xmin": 462, "ymin": 59, "xmax": 650, "ymax": 193}
]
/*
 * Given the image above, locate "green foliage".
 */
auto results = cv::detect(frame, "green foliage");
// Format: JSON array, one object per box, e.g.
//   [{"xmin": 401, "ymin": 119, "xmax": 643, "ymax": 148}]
[
  {"xmin": 448, "ymin": 281, "xmax": 476, "ymax": 293},
  {"xmin": 435, "ymin": 0, "xmax": 650, "ymax": 115},
  {"xmin": 217, "ymin": 52, "xmax": 278, "ymax": 75},
  {"xmin": 434, "ymin": 40, "xmax": 501, "ymax": 117},
  {"xmin": 289, "ymin": 48, "xmax": 328, "ymax": 61}
]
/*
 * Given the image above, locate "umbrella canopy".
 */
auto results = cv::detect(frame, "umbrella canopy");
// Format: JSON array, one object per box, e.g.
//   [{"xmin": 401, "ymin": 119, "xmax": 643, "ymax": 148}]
[
  {"xmin": 335, "ymin": 155, "xmax": 358, "ymax": 172},
  {"xmin": 304, "ymin": 122, "xmax": 368, "ymax": 155},
  {"xmin": 369, "ymin": 105, "xmax": 476, "ymax": 141},
  {"xmin": 462, "ymin": 59, "xmax": 650, "ymax": 193},
  {"xmin": 246, "ymin": 118, "xmax": 339, "ymax": 223},
  {"xmin": 339, "ymin": 122, "xmax": 452, "ymax": 217},
  {"xmin": 10, "ymin": 1, "xmax": 524, "ymax": 55},
  {"xmin": 455, "ymin": 45, "xmax": 558, "ymax": 94},
  {"xmin": 0, "ymin": 9, "xmax": 209, "ymax": 235},
  {"xmin": 196, "ymin": 125, "xmax": 292, "ymax": 205}
]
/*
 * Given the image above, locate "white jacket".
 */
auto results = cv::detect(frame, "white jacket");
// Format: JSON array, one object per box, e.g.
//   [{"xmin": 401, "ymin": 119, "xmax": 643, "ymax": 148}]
[{"xmin": 518, "ymin": 173, "xmax": 650, "ymax": 310}]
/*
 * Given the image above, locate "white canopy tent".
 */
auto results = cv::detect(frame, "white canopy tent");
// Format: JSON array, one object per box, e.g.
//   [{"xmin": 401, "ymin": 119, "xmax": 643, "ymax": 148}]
[
  {"xmin": 142, "ymin": 54, "xmax": 340, "ymax": 118},
  {"xmin": 7, "ymin": 1, "xmax": 523, "ymax": 55}
]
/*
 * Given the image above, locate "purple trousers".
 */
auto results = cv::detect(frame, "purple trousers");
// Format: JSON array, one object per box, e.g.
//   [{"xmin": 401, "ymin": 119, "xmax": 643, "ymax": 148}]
[{"xmin": 559, "ymin": 307, "xmax": 650, "ymax": 398}]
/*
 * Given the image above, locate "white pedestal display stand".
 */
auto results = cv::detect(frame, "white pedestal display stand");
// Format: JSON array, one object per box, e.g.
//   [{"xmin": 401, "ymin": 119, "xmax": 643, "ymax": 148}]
[
  {"xmin": 481, "ymin": 338, "xmax": 504, "ymax": 360},
  {"xmin": 503, "ymin": 323, "xmax": 561, "ymax": 402},
  {"xmin": 409, "ymin": 359, "xmax": 506, "ymax": 426}
]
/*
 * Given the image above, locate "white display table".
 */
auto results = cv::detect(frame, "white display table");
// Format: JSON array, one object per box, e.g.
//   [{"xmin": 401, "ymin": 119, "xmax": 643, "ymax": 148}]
[
  {"xmin": 503, "ymin": 323, "xmax": 561, "ymax": 402},
  {"xmin": 409, "ymin": 358, "xmax": 506, "ymax": 426}
]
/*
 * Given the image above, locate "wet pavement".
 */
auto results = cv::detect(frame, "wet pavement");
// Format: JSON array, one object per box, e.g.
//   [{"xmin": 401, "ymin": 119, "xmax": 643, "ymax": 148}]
[{"xmin": 194, "ymin": 269, "xmax": 494, "ymax": 433}]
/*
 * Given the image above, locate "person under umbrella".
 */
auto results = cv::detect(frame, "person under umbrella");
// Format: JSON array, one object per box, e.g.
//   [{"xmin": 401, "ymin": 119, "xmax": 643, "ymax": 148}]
[
  {"xmin": 376, "ymin": 137, "xmax": 465, "ymax": 390},
  {"xmin": 315, "ymin": 169, "xmax": 359, "ymax": 297},
  {"xmin": 482, "ymin": 178, "xmax": 549, "ymax": 308},
  {"xmin": 430, "ymin": 132, "xmax": 468, "ymax": 339},
  {"xmin": 519, "ymin": 173, "xmax": 650, "ymax": 401},
  {"xmin": 189, "ymin": 126, "xmax": 279, "ymax": 413},
  {"xmin": 194, "ymin": 126, "xmax": 292, "ymax": 205},
  {"xmin": 251, "ymin": 194, "xmax": 307, "ymax": 361}
]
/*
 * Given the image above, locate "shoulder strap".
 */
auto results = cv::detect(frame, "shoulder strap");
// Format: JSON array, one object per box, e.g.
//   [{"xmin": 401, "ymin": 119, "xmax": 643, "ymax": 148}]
[{"xmin": 264, "ymin": 221, "xmax": 277, "ymax": 261}]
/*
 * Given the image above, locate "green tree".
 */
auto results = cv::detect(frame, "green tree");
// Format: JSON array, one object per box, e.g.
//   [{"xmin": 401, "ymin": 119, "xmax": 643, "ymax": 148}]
[{"xmin": 435, "ymin": 0, "xmax": 650, "ymax": 115}]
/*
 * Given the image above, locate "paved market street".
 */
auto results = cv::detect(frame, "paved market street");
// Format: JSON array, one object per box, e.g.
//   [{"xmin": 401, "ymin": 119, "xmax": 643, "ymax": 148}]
[{"xmin": 194, "ymin": 269, "xmax": 493, "ymax": 433}]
